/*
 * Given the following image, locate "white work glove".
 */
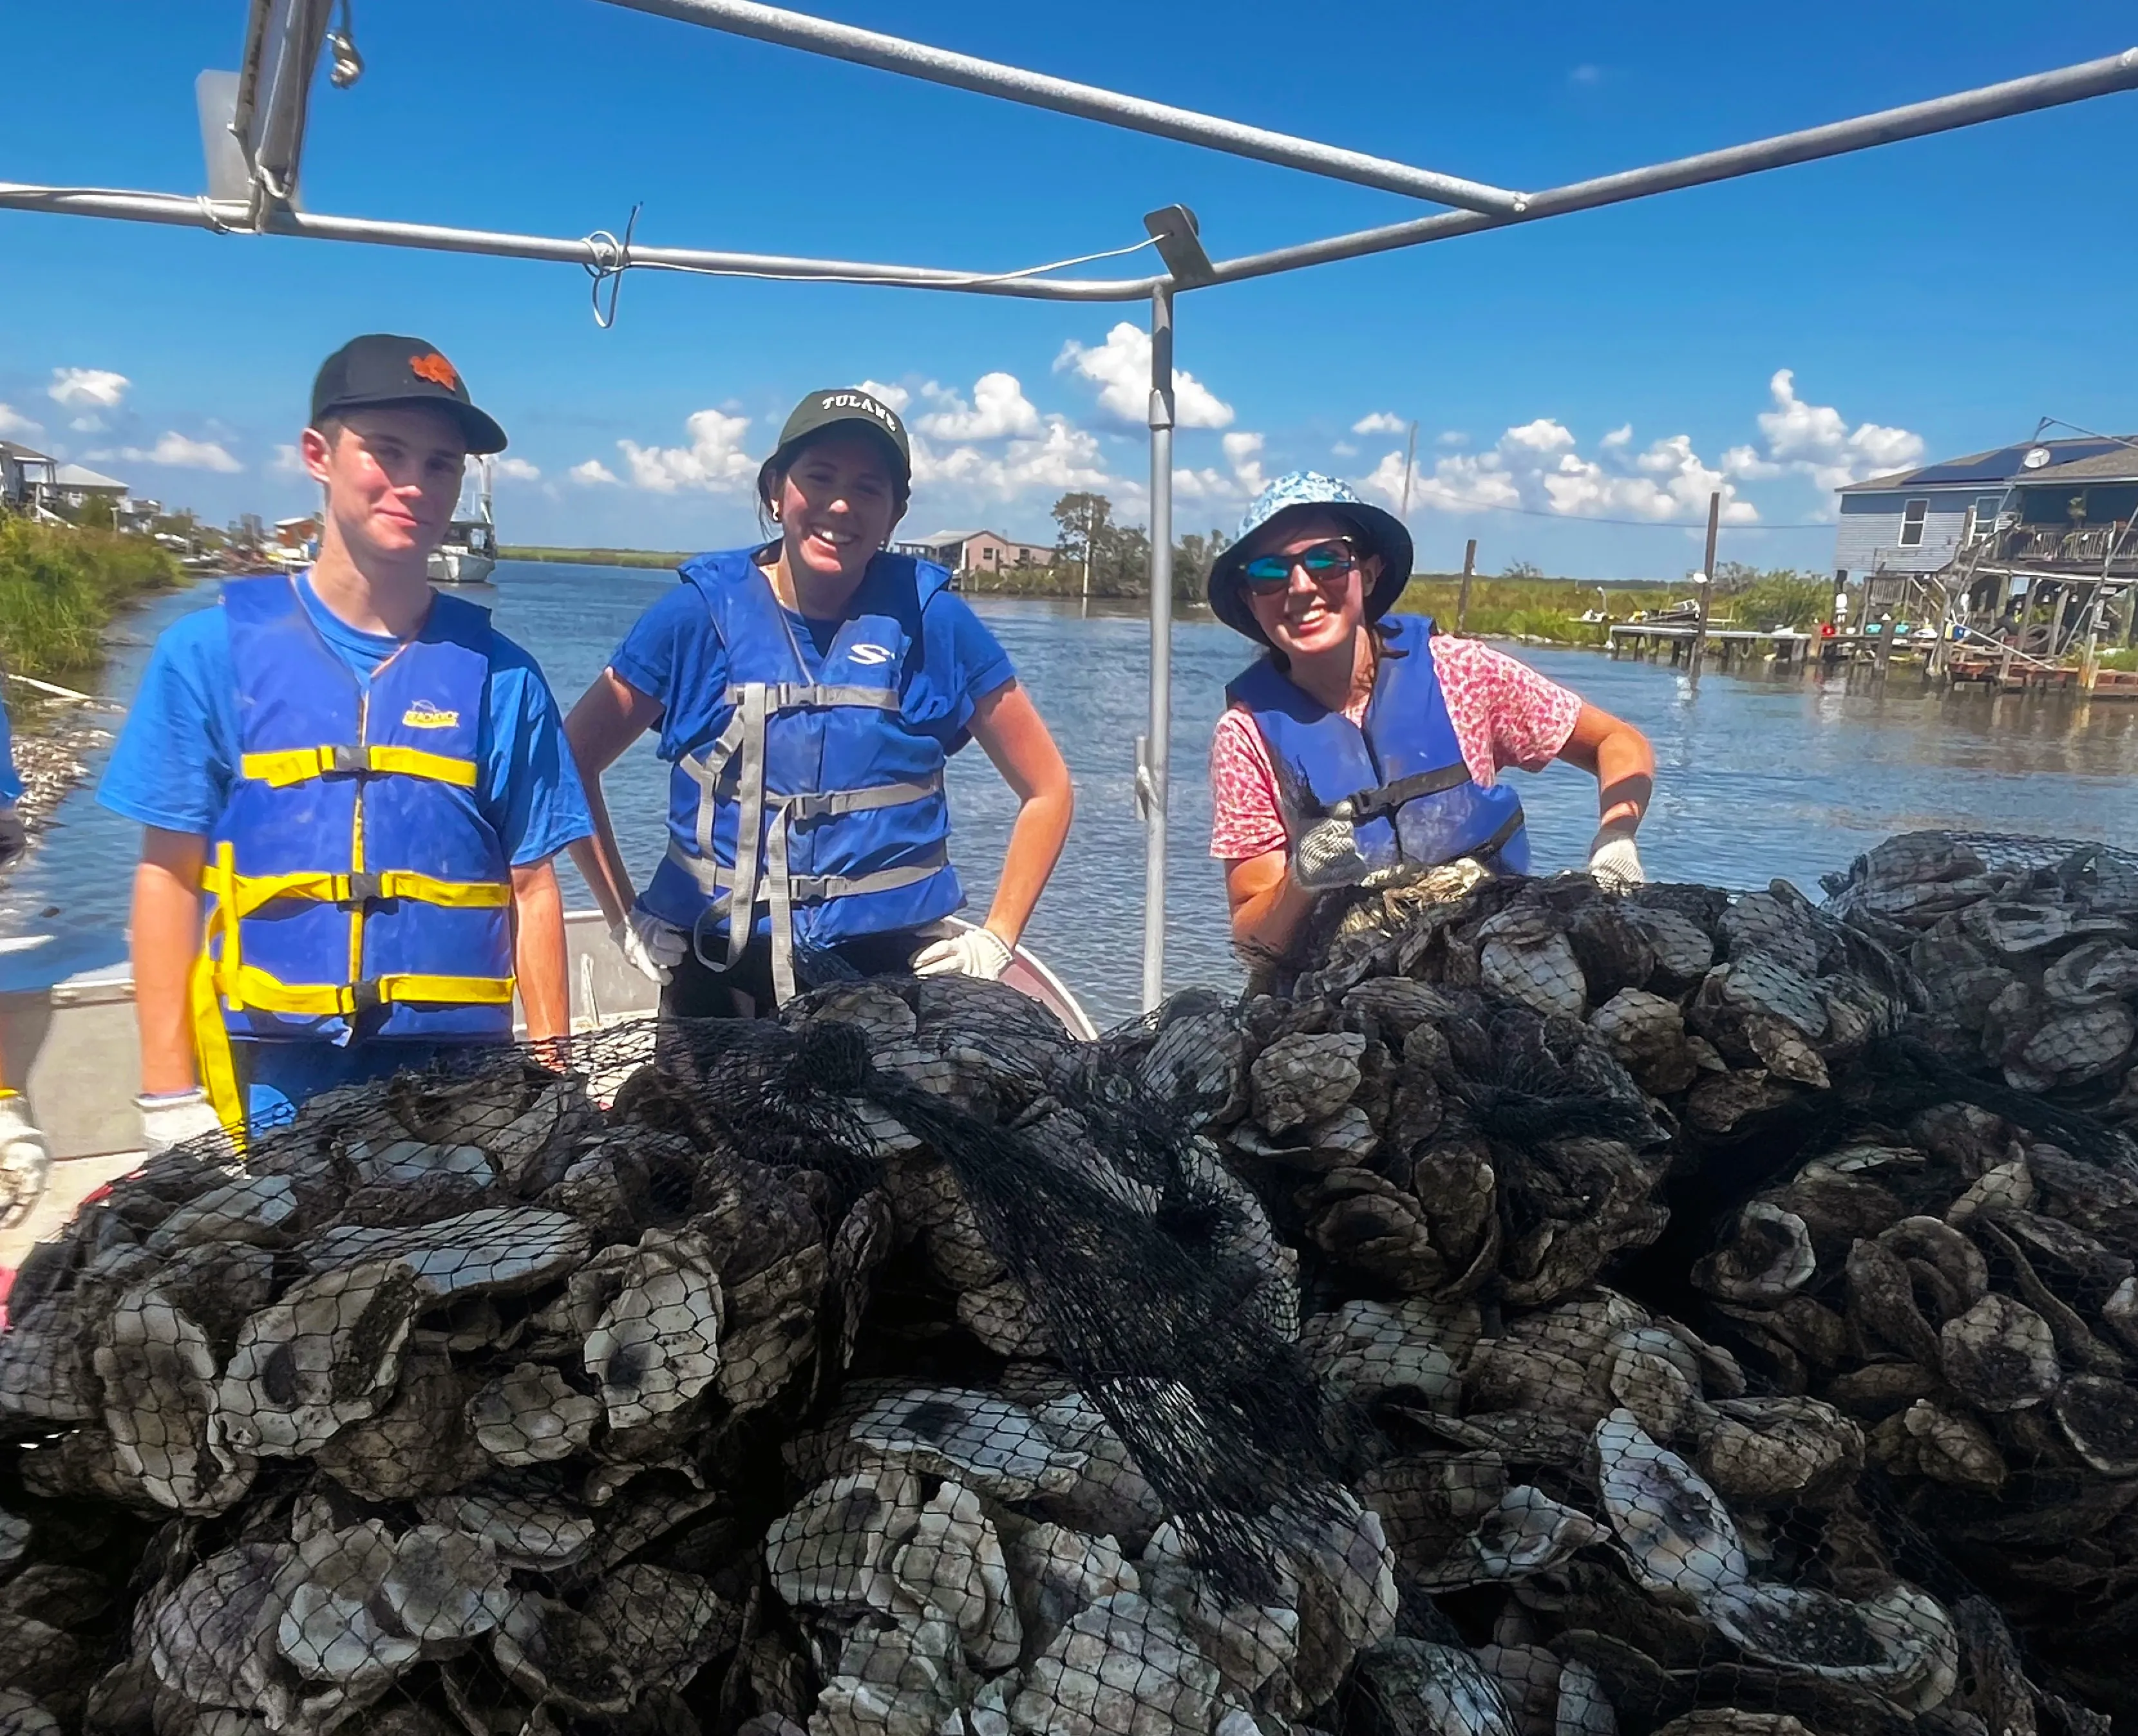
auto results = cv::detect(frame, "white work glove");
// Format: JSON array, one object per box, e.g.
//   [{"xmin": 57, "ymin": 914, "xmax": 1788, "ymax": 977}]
[
  {"xmin": 910, "ymin": 925, "xmax": 1015, "ymax": 981},
  {"xmin": 137, "ymin": 1088, "xmax": 231, "ymax": 1158},
  {"xmin": 612, "ymin": 909, "xmax": 688, "ymax": 986},
  {"xmin": 0, "ymin": 1094, "xmax": 52, "ymax": 1231},
  {"xmin": 1588, "ymin": 827, "xmax": 1646, "ymax": 894},
  {"xmin": 1293, "ymin": 813, "xmax": 1374, "ymax": 891}
]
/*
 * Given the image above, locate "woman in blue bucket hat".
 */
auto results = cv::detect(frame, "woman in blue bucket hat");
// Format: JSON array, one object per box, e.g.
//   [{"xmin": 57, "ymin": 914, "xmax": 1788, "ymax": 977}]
[{"xmin": 1206, "ymin": 471, "xmax": 1654, "ymax": 958}]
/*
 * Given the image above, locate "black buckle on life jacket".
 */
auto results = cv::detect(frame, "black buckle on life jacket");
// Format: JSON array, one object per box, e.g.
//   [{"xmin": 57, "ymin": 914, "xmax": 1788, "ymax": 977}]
[
  {"xmin": 348, "ymin": 979, "xmax": 384, "ymax": 1014},
  {"xmin": 324, "ymin": 744, "xmax": 369, "ymax": 775},
  {"xmin": 343, "ymin": 872, "xmax": 384, "ymax": 907}
]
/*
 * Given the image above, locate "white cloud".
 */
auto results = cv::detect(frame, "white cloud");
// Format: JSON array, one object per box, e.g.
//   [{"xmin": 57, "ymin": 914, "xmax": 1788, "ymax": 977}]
[
  {"xmin": 1358, "ymin": 417, "xmax": 1756, "ymax": 525},
  {"xmin": 270, "ymin": 443, "xmax": 307, "ymax": 476},
  {"xmin": 1222, "ymin": 431, "xmax": 1267, "ymax": 498},
  {"xmin": 1055, "ymin": 323, "xmax": 1233, "ymax": 429},
  {"xmin": 571, "ymin": 458, "xmax": 621, "ymax": 486},
  {"xmin": 0, "ymin": 404, "xmax": 42, "ymax": 441},
  {"xmin": 616, "ymin": 409, "xmax": 756, "ymax": 493},
  {"xmin": 1435, "ymin": 430, "xmax": 1469, "ymax": 448},
  {"xmin": 48, "ymin": 367, "xmax": 129, "ymax": 411},
  {"xmin": 916, "ymin": 372, "xmax": 1042, "ymax": 442},
  {"xmin": 491, "ymin": 456, "xmax": 541, "ymax": 482},
  {"xmin": 1569, "ymin": 63, "xmax": 1603, "ymax": 86},
  {"xmin": 1352, "ymin": 411, "xmax": 1406, "ymax": 437},
  {"xmin": 1746, "ymin": 368, "xmax": 1924, "ymax": 493},
  {"xmin": 911, "ymin": 415, "xmax": 1109, "ymax": 500},
  {"xmin": 1330, "ymin": 440, "xmax": 1359, "ymax": 458},
  {"xmin": 109, "ymin": 432, "xmax": 242, "ymax": 473},
  {"xmin": 857, "ymin": 380, "xmax": 911, "ymax": 412}
]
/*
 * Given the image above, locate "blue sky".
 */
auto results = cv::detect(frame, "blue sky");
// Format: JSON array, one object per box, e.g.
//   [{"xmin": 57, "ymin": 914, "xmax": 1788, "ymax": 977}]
[{"xmin": 3, "ymin": 1, "xmax": 2134, "ymax": 578}]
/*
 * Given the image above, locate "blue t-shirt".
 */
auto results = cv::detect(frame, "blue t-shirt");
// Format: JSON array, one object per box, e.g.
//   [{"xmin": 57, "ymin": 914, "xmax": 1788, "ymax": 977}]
[
  {"xmin": 0, "ymin": 699, "xmax": 20, "ymax": 807},
  {"xmin": 97, "ymin": 575, "xmax": 592, "ymax": 867},
  {"xmin": 608, "ymin": 557, "xmax": 1017, "ymax": 763}
]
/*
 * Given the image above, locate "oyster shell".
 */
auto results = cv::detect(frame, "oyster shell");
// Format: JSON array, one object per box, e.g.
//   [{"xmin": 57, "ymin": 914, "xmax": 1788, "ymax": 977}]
[
  {"xmin": 2051, "ymin": 1375, "xmax": 2138, "ymax": 1477},
  {"xmin": 215, "ymin": 1258, "xmax": 419, "ymax": 1458},
  {"xmin": 1939, "ymin": 1294, "xmax": 2059, "ymax": 1412},
  {"xmin": 766, "ymin": 1466, "xmax": 923, "ymax": 1611},
  {"xmin": 1009, "ymin": 1592, "xmax": 1221, "ymax": 1736},
  {"xmin": 465, "ymin": 1362, "xmax": 602, "ymax": 1466},
  {"xmin": 1300, "ymin": 1297, "xmax": 1475, "ymax": 1408},
  {"xmin": 93, "ymin": 1278, "xmax": 254, "ymax": 1514},
  {"xmin": 1350, "ymin": 1637, "xmax": 1521, "ymax": 1736},
  {"xmin": 583, "ymin": 1229, "xmax": 725, "ymax": 1431},
  {"xmin": 890, "ymin": 1479, "xmax": 1023, "ymax": 1668},
  {"xmin": 1592, "ymin": 1409, "xmax": 1747, "ymax": 1599},
  {"xmin": 1251, "ymin": 1032, "xmax": 1366, "ymax": 1134}
]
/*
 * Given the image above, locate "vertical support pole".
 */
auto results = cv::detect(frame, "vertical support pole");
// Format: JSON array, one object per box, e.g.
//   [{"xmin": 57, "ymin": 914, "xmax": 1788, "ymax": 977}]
[
  {"xmin": 1400, "ymin": 421, "xmax": 1417, "ymax": 519},
  {"xmin": 1875, "ymin": 613, "xmax": 1896, "ymax": 679},
  {"xmin": 1136, "ymin": 283, "xmax": 1176, "ymax": 1014},
  {"xmin": 1690, "ymin": 490, "xmax": 1720, "ymax": 682},
  {"xmin": 1456, "ymin": 538, "xmax": 1476, "ymax": 634}
]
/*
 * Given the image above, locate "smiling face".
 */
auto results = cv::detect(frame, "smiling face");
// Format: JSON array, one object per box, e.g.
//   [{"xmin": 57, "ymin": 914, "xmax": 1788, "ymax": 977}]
[
  {"xmin": 301, "ymin": 404, "xmax": 467, "ymax": 565},
  {"xmin": 1241, "ymin": 511, "xmax": 1382, "ymax": 661},
  {"xmin": 771, "ymin": 430, "xmax": 905, "ymax": 588}
]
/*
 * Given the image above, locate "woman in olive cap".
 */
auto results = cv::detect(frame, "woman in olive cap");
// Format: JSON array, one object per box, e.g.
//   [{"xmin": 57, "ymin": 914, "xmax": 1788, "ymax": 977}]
[
  {"xmin": 565, "ymin": 388, "xmax": 1073, "ymax": 1015},
  {"xmin": 1206, "ymin": 472, "xmax": 1654, "ymax": 958}
]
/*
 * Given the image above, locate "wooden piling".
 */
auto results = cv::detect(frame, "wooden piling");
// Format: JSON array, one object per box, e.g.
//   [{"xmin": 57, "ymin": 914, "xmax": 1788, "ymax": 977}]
[
  {"xmin": 1875, "ymin": 614, "xmax": 1896, "ymax": 679},
  {"xmin": 1689, "ymin": 491, "xmax": 1720, "ymax": 681},
  {"xmin": 1456, "ymin": 539, "xmax": 1475, "ymax": 635}
]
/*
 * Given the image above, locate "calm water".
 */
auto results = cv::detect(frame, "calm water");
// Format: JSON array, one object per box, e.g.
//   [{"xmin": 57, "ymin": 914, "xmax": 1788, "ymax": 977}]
[{"xmin": 8, "ymin": 561, "xmax": 2138, "ymax": 1026}]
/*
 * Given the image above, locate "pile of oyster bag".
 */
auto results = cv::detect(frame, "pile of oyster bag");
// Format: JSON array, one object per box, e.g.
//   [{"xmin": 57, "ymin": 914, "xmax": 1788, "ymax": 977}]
[{"xmin": 0, "ymin": 829, "xmax": 2134, "ymax": 1736}]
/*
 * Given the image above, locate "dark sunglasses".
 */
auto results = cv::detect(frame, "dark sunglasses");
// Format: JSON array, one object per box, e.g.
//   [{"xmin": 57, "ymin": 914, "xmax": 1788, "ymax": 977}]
[{"xmin": 1240, "ymin": 540, "xmax": 1359, "ymax": 594}]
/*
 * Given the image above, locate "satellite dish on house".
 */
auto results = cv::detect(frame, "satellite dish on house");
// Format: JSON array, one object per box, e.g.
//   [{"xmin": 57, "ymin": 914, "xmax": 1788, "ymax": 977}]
[{"xmin": 2022, "ymin": 446, "xmax": 2053, "ymax": 469}]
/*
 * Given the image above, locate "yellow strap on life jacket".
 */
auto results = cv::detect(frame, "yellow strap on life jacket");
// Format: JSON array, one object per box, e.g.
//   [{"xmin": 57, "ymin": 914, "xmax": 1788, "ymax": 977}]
[
  {"xmin": 203, "ymin": 864, "xmax": 511, "ymax": 920},
  {"xmin": 239, "ymin": 744, "xmax": 479, "ymax": 789},
  {"xmin": 192, "ymin": 842, "xmax": 250, "ymax": 1141},
  {"xmin": 217, "ymin": 962, "xmax": 516, "ymax": 1017}
]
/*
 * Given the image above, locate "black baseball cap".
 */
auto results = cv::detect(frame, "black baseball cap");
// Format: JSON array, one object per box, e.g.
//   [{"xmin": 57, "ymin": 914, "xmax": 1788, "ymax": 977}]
[
  {"xmin": 762, "ymin": 387, "xmax": 911, "ymax": 491},
  {"xmin": 310, "ymin": 334, "xmax": 508, "ymax": 455}
]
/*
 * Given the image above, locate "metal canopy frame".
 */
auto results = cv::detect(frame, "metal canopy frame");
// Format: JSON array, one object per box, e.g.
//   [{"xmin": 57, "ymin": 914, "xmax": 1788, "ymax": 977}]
[{"xmin": 4, "ymin": 4, "xmax": 2134, "ymax": 1010}]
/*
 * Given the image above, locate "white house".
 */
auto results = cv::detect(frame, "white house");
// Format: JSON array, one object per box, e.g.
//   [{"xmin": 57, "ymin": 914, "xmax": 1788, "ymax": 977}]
[{"xmin": 893, "ymin": 529, "xmax": 1056, "ymax": 576}]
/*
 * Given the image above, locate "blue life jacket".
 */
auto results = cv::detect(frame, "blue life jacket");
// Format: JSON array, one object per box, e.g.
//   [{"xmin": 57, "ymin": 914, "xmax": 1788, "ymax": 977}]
[
  {"xmin": 198, "ymin": 576, "xmax": 515, "ymax": 1066},
  {"xmin": 638, "ymin": 549, "xmax": 965, "ymax": 1001},
  {"xmin": 1225, "ymin": 612, "xmax": 1531, "ymax": 875}
]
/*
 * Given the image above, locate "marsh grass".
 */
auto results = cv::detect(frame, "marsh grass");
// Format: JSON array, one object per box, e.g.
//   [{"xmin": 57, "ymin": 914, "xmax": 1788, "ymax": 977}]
[{"xmin": 0, "ymin": 519, "xmax": 182, "ymax": 680}]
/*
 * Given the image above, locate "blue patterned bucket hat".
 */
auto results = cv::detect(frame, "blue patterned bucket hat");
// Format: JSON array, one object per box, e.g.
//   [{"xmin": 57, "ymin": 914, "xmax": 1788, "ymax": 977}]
[{"xmin": 1207, "ymin": 471, "xmax": 1414, "ymax": 643}]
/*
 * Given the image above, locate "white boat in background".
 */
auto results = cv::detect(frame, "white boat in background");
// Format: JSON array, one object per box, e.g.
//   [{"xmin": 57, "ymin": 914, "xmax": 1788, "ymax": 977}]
[{"xmin": 428, "ymin": 457, "xmax": 498, "ymax": 586}]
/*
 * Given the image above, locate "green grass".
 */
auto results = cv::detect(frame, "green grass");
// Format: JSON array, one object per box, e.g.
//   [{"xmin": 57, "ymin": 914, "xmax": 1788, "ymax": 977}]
[
  {"xmin": 0, "ymin": 518, "xmax": 182, "ymax": 681},
  {"xmin": 498, "ymin": 545, "xmax": 693, "ymax": 569},
  {"xmin": 1398, "ymin": 576, "xmax": 1680, "ymax": 645}
]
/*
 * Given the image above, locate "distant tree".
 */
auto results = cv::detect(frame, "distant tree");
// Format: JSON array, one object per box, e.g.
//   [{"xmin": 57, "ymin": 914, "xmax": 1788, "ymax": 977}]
[
  {"xmin": 1050, "ymin": 491, "xmax": 1112, "ymax": 580},
  {"xmin": 1501, "ymin": 558, "xmax": 1544, "ymax": 580},
  {"xmin": 1171, "ymin": 528, "xmax": 1231, "ymax": 601},
  {"xmin": 75, "ymin": 493, "xmax": 117, "ymax": 531}
]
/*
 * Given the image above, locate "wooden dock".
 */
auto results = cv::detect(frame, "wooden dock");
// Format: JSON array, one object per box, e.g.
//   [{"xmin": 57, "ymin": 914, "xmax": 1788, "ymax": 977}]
[{"xmin": 1605, "ymin": 623, "xmax": 2138, "ymax": 696}]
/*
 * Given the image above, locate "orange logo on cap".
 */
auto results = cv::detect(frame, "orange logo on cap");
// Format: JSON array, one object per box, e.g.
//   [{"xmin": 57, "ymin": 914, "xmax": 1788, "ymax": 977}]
[{"xmin": 410, "ymin": 352, "xmax": 459, "ymax": 390}]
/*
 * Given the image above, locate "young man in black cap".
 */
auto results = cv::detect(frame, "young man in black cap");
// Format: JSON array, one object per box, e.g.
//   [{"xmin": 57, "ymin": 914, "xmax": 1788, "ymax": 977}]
[{"xmin": 99, "ymin": 335, "xmax": 593, "ymax": 1150}]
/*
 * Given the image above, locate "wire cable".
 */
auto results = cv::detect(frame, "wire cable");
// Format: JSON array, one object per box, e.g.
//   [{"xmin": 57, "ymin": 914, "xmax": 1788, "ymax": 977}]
[
  {"xmin": 576, "ymin": 214, "xmax": 1161, "ymax": 325},
  {"xmin": 1402, "ymin": 479, "xmax": 1836, "ymax": 530}
]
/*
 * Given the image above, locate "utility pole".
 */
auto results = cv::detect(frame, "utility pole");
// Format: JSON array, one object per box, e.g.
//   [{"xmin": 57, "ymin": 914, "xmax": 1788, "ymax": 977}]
[
  {"xmin": 1690, "ymin": 490, "xmax": 1720, "ymax": 681},
  {"xmin": 1456, "ymin": 538, "xmax": 1476, "ymax": 634},
  {"xmin": 1400, "ymin": 420, "xmax": 1418, "ymax": 519}
]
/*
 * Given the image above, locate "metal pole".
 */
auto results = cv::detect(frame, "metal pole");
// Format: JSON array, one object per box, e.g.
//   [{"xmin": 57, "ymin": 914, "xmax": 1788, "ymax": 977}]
[
  {"xmin": 1690, "ymin": 490, "xmax": 1721, "ymax": 681},
  {"xmin": 596, "ymin": 0, "xmax": 1524, "ymax": 216},
  {"xmin": 0, "ymin": 185, "xmax": 1162, "ymax": 303},
  {"xmin": 1457, "ymin": 538, "xmax": 1476, "ymax": 634},
  {"xmin": 1199, "ymin": 48, "xmax": 2138, "ymax": 287},
  {"xmin": 1400, "ymin": 420, "xmax": 1417, "ymax": 519},
  {"xmin": 1138, "ymin": 285, "xmax": 1177, "ymax": 1013}
]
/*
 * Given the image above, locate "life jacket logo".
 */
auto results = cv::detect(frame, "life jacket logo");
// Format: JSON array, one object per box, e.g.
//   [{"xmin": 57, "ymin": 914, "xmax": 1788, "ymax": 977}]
[
  {"xmin": 819, "ymin": 392, "xmax": 901, "ymax": 435},
  {"xmin": 401, "ymin": 701, "xmax": 461, "ymax": 729},
  {"xmin": 847, "ymin": 643, "xmax": 893, "ymax": 666},
  {"xmin": 410, "ymin": 352, "xmax": 460, "ymax": 391}
]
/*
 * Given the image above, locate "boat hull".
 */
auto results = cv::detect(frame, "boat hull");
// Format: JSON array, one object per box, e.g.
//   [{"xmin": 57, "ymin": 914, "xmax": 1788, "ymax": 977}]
[{"xmin": 428, "ymin": 549, "xmax": 497, "ymax": 585}]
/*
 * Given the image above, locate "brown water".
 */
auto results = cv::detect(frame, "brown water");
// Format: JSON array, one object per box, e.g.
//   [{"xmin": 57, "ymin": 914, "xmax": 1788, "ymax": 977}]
[{"xmin": 9, "ymin": 562, "xmax": 2137, "ymax": 1026}]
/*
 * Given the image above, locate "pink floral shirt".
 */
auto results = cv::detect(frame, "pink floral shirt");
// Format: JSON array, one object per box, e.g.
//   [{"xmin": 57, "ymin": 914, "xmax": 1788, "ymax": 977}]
[{"xmin": 1208, "ymin": 636, "xmax": 1584, "ymax": 861}]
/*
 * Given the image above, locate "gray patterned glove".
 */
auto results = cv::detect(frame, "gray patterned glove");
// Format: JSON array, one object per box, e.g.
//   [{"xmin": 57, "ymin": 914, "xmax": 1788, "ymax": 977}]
[{"xmin": 1294, "ymin": 815, "xmax": 1374, "ymax": 891}]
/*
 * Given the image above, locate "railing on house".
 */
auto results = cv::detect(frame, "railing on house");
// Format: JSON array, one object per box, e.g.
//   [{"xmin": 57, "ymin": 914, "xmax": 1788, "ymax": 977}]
[{"xmin": 1979, "ymin": 523, "xmax": 2138, "ymax": 574}]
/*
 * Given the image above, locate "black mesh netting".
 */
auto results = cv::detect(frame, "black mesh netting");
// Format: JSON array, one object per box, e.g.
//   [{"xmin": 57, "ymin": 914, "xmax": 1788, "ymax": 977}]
[{"xmin": 3, "ymin": 831, "xmax": 2138, "ymax": 1736}]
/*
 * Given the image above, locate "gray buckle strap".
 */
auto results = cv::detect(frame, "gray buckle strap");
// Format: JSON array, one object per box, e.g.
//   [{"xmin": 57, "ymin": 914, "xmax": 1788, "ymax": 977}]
[
  {"xmin": 721, "ymin": 683, "xmax": 771, "ymax": 970},
  {"xmin": 780, "ymin": 775, "xmax": 941, "ymax": 821},
  {"xmin": 726, "ymin": 682, "xmax": 900, "ymax": 713},
  {"xmin": 663, "ymin": 838, "xmax": 947, "ymax": 905}
]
